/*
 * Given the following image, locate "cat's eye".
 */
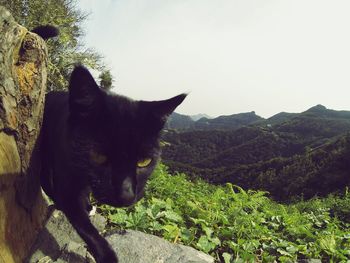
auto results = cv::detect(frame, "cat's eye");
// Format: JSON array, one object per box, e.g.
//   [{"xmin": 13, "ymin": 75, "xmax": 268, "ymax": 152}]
[
  {"xmin": 137, "ymin": 158, "xmax": 152, "ymax": 168},
  {"xmin": 90, "ymin": 150, "xmax": 107, "ymax": 165}
]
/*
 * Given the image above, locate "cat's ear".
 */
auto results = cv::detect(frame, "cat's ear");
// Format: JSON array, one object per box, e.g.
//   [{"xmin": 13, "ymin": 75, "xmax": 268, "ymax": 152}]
[
  {"xmin": 68, "ymin": 65, "xmax": 102, "ymax": 118},
  {"xmin": 141, "ymin": 93, "xmax": 187, "ymax": 130},
  {"xmin": 151, "ymin": 93, "xmax": 187, "ymax": 118}
]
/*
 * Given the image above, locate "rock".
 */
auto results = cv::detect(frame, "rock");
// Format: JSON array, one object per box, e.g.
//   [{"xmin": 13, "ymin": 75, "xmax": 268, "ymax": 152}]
[
  {"xmin": 107, "ymin": 230, "xmax": 214, "ymax": 263},
  {"xmin": 298, "ymin": 260, "xmax": 322, "ymax": 263},
  {"xmin": 27, "ymin": 209, "xmax": 214, "ymax": 263},
  {"xmin": 298, "ymin": 259, "xmax": 322, "ymax": 263},
  {"xmin": 27, "ymin": 208, "xmax": 105, "ymax": 263},
  {"xmin": 0, "ymin": 5, "xmax": 49, "ymax": 263}
]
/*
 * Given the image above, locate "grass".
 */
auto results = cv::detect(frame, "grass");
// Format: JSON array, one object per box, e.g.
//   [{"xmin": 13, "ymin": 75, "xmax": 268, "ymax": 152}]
[{"xmin": 97, "ymin": 164, "xmax": 350, "ymax": 262}]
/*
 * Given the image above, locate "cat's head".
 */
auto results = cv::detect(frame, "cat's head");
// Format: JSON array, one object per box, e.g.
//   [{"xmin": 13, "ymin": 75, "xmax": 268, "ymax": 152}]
[{"xmin": 68, "ymin": 65, "xmax": 186, "ymax": 207}]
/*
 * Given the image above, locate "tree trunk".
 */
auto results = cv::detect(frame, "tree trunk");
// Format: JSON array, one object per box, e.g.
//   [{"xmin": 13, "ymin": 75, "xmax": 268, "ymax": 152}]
[{"xmin": 0, "ymin": 6, "xmax": 48, "ymax": 263}]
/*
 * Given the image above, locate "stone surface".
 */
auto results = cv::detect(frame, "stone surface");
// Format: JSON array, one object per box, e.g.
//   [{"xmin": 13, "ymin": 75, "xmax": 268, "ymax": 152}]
[
  {"xmin": 27, "ymin": 208, "xmax": 106, "ymax": 263},
  {"xmin": 0, "ymin": 5, "xmax": 49, "ymax": 263},
  {"xmin": 27, "ymin": 209, "xmax": 214, "ymax": 263},
  {"xmin": 107, "ymin": 230, "xmax": 214, "ymax": 263}
]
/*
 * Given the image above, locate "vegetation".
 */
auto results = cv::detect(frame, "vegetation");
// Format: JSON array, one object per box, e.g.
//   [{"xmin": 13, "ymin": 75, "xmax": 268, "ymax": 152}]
[
  {"xmin": 3, "ymin": 2, "xmax": 349, "ymax": 261},
  {"xmin": 166, "ymin": 111, "xmax": 263, "ymax": 131},
  {"xmin": 162, "ymin": 106, "xmax": 350, "ymax": 201},
  {"xmin": 99, "ymin": 69, "xmax": 114, "ymax": 91},
  {"xmin": 166, "ymin": 104, "xmax": 350, "ymax": 132},
  {"xmin": 0, "ymin": 0, "xmax": 106, "ymax": 91},
  {"xmin": 97, "ymin": 164, "xmax": 350, "ymax": 262}
]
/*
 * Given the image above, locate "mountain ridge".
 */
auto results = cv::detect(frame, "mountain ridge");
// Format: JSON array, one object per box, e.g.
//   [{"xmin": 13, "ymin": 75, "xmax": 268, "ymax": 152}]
[
  {"xmin": 167, "ymin": 105, "xmax": 350, "ymax": 131},
  {"xmin": 162, "ymin": 104, "xmax": 350, "ymax": 201}
]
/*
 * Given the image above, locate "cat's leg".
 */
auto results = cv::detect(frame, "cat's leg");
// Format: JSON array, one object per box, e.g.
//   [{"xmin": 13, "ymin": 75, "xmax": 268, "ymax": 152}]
[
  {"xmin": 61, "ymin": 199, "xmax": 118, "ymax": 263},
  {"xmin": 82, "ymin": 190, "xmax": 93, "ymax": 213},
  {"xmin": 83, "ymin": 192, "xmax": 97, "ymax": 215},
  {"xmin": 40, "ymin": 158, "xmax": 59, "ymax": 206}
]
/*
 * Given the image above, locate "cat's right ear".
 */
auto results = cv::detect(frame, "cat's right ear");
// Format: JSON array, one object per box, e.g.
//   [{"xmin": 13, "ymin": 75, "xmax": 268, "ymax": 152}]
[{"xmin": 69, "ymin": 65, "xmax": 102, "ymax": 119}]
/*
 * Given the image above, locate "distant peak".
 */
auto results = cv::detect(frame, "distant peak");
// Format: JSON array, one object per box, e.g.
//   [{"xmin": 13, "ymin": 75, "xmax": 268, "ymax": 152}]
[
  {"xmin": 307, "ymin": 104, "xmax": 327, "ymax": 112},
  {"xmin": 314, "ymin": 104, "xmax": 326, "ymax": 109},
  {"xmin": 190, "ymin": 113, "xmax": 212, "ymax": 121}
]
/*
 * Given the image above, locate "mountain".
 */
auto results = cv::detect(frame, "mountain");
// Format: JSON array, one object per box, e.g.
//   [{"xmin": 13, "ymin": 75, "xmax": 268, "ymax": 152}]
[
  {"xmin": 161, "ymin": 105, "xmax": 350, "ymax": 201},
  {"xmin": 274, "ymin": 105, "xmax": 350, "ymax": 140},
  {"xmin": 165, "ymin": 112, "xmax": 194, "ymax": 130},
  {"xmin": 167, "ymin": 105, "xmax": 350, "ymax": 132},
  {"xmin": 303, "ymin": 104, "xmax": 350, "ymax": 119},
  {"xmin": 266, "ymin": 112, "xmax": 298, "ymax": 124},
  {"xmin": 190, "ymin": 113, "xmax": 211, "ymax": 121},
  {"xmin": 166, "ymin": 111, "xmax": 264, "ymax": 131},
  {"xmin": 193, "ymin": 111, "xmax": 264, "ymax": 130}
]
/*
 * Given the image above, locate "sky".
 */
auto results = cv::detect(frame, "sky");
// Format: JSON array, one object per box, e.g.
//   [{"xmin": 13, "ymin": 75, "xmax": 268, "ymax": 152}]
[{"xmin": 77, "ymin": 0, "xmax": 350, "ymax": 118}]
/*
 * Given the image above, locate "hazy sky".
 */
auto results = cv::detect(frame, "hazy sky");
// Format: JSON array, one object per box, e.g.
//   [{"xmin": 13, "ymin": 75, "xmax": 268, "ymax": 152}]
[{"xmin": 77, "ymin": 0, "xmax": 350, "ymax": 118}]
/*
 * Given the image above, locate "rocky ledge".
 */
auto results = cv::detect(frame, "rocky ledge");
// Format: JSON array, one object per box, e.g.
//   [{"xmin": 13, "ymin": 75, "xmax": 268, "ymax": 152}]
[{"xmin": 26, "ymin": 208, "xmax": 214, "ymax": 263}]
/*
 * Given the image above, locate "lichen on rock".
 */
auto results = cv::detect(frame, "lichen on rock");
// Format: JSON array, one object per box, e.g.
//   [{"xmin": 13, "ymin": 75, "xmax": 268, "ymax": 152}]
[{"xmin": 0, "ymin": 5, "xmax": 49, "ymax": 263}]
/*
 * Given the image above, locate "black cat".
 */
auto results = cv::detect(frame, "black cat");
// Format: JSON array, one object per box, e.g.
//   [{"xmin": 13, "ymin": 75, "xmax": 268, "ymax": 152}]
[
  {"xmin": 33, "ymin": 26, "xmax": 186, "ymax": 262},
  {"xmin": 35, "ymin": 32, "xmax": 186, "ymax": 262}
]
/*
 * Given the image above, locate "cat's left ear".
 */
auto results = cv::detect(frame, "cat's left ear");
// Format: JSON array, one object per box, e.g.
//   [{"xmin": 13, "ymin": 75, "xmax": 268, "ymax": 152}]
[
  {"xmin": 144, "ymin": 93, "xmax": 187, "ymax": 122},
  {"xmin": 69, "ymin": 65, "xmax": 102, "ymax": 118}
]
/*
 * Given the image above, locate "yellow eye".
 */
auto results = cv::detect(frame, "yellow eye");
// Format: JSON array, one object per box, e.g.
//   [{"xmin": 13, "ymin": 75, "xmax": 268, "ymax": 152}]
[
  {"xmin": 90, "ymin": 150, "xmax": 107, "ymax": 165},
  {"xmin": 137, "ymin": 158, "xmax": 152, "ymax": 168}
]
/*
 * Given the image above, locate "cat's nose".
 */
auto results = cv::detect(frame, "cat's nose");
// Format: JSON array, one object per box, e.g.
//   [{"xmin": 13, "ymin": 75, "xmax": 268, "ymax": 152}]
[{"xmin": 120, "ymin": 177, "xmax": 136, "ymax": 202}]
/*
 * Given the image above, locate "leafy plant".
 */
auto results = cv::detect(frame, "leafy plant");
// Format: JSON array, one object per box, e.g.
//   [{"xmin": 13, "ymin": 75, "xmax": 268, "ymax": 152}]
[{"xmin": 97, "ymin": 164, "xmax": 350, "ymax": 262}]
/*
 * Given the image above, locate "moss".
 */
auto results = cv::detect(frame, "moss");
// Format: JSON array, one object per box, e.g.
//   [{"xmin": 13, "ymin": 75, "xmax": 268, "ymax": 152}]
[
  {"xmin": 0, "ymin": 9, "xmax": 48, "ymax": 263},
  {"xmin": 15, "ymin": 62, "xmax": 37, "ymax": 95}
]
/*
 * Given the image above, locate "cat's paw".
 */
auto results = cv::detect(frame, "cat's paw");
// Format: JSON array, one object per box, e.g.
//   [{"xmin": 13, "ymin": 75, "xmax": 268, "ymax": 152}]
[
  {"xmin": 95, "ymin": 250, "xmax": 118, "ymax": 263},
  {"xmin": 88, "ymin": 205, "xmax": 97, "ymax": 216},
  {"xmin": 91, "ymin": 244, "xmax": 118, "ymax": 263}
]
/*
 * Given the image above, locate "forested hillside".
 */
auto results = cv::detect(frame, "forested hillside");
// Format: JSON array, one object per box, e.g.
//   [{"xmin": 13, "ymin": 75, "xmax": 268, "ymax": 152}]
[
  {"xmin": 166, "ymin": 111, "xmax": 264, "ymax": 130},
  {"xmin": 162, "ymin": 105, "xmax": 350, "ymax": 201}
]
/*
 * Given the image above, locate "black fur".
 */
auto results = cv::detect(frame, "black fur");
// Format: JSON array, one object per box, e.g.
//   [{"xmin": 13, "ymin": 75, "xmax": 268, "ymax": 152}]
[
  {"xmin": 40, "ymin": 65, "xmax": 186, "ymax": 262},
  {"xmin": 32, "ymin": 25, "xmax": 59, "ymax": 40}
]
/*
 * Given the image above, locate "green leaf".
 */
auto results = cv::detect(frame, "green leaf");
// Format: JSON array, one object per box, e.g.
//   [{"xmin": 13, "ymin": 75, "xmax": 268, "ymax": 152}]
[
  {"xmin": 222, "ymin": 252, "xmax": 232, "ymax": 263},
  {"xmin": 162, "ymin": 224, "xmax": 180, "ymax": 240},
  {"xmin": 318, "ymin": 235, "xmax": 337, "ymax": 254},
  {"xmin": 163, "ymin": 210, "xmax": 183, "ymax": 223},
  {"xmin": 180, "ymin": 228, "xmax": 193, "ymax": 243},
  {"xmin": 109, "ymin": 209, "xmax": 127, "ymax": 224},
  {"xmin": 202, "ymin": 226, "xmax": 214, "ymax": 238},
  {"xmin": 196, "ymin": 235, "xmax": 213, "ymax": 253},
  {"xmin": 277, "ymin": 248, "xmax": 292, "ymax": 257},
  {"xmin": 196, "ymin": 235, "xmax": 219, "ymax": 253},
  {"xmin": 147, "ymin": 221, "xmax": 163, "ymax": 232}
]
